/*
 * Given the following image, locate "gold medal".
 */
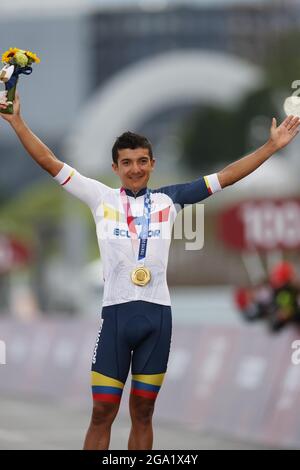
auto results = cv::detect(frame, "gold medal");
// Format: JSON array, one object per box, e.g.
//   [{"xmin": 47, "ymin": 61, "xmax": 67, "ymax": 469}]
[{"xmin": 131, "ymin": 266, "xmax": 151, "ymax": 286}]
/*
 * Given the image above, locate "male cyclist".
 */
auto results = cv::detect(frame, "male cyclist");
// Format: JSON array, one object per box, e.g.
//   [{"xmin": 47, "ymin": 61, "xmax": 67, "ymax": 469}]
[{"xmin": 1, "ymin": 92, "xmax": 299, "ymax": 450}]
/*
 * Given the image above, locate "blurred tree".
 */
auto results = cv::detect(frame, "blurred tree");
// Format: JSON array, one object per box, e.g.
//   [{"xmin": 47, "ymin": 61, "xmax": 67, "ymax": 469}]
[
  {"xmin": 0, "ymin": 176, "xmax": 111, "ymax": 259},
  {"xmin": 264, "ymin": 29, "xmax": 300, "ymax": 91},
  {"xmin": 180, "ymin": 105, "xmax": 238, "ymax": 172},
  {"xmin": 0, "ymin": 182, "xmax": 65, "ymax": 242},
  {"xmin": 180, "ymin": 86, "xmax": 277, "ymax": 173},
  {"xmin": 180, "ymin": 29, "xmax": 300, "ymax": 174}
]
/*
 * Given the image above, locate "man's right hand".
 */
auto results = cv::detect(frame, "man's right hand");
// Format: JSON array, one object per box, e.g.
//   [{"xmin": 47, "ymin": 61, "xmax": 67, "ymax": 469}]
[{"xmin": 0, "ymin": 91, "xmax": 21, "ymax": 123}]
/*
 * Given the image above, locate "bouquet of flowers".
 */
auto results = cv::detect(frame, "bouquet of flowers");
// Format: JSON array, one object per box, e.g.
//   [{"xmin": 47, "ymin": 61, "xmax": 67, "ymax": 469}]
[{"xmin": 0, "ymin": 47, "xmax": 40, "ymax": 114}]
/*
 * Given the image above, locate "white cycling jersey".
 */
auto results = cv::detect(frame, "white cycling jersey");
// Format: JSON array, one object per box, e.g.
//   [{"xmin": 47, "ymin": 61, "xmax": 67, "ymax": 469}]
[{"xmin": 54, "ymin": 164, "xmax": 222, "ymax": 306}]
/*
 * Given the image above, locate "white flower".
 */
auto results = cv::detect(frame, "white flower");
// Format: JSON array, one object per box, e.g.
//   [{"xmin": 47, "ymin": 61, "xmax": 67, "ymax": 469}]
[{"xmin": 0, "ymin": 90, "xmax": 7, "ymax": 104}]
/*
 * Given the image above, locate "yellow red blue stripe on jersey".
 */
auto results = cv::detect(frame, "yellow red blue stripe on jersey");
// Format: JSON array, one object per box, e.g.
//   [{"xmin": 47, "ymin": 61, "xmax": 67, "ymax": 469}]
[
  {"xmin": 102, "ymin": 204, "xmax": 124, "ymax": 222},
  {"xmin": 150, "ymin": 206, "xmax": 170, "ymax": 223},
  {"xmin": 101, "ymin": 203, "xmax": 171, "ymax": 224},
  {"xmin": 204, "ymin": 176, "xmax": 212, "ymax": 195},
  {"xmin": 61, "ymin": 169, "xmax": 75, "ymax": 186}
]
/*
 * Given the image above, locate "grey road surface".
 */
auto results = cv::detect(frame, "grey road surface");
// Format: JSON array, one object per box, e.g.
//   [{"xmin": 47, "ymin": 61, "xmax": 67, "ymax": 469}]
[{"xmin": 0, "ymin": 396, "xmax": 276, "ymax": 450}]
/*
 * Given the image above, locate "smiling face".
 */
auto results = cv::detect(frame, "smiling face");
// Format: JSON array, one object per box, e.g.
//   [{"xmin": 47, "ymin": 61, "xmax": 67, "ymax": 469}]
[{"xmin": 112, "ymin": 147, "xmax": 155, "ymax": 193}]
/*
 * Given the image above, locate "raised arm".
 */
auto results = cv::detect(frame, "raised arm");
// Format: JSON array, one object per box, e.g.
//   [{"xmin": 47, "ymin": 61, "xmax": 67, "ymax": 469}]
[
  {"xmin": 217, "ymin": 115, "xmax": 300, "ymax": 188},
  {"xmin": 0, "ymin": 92, "xmax": 63, "ymax": 176}
]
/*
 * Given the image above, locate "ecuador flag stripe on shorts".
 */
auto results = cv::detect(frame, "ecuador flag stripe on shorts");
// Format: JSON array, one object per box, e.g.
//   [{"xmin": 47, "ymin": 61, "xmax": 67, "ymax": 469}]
[
  {"xmin": 91, "ymin": 371, "xmax": 124, "ymax": 403},
  {"xmin": 131, "ymin": 380, "xmax": 160, "ymax": 392},
  {"xmin": 131, "ymin": 374, "xmax": 165, "ymax": 400},
  {"xmin": 92, "ymin": 385, "xmax": 123, "ymax": 395}
]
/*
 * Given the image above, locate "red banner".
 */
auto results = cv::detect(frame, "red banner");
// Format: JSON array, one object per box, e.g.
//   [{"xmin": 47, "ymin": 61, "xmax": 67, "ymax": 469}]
[
  {"xmin": 0, "ymin": 235, "xmax": 32, "ymax": 271},
  {"xmin": 218, "ymin": 199, "xmax": 300, "ymax": 251}
]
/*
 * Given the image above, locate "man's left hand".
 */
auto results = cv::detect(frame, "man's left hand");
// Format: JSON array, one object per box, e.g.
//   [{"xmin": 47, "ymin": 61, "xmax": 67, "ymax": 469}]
[{"xmin": 270, "ymin": 115, "xmax": 300, "ymax": 150}]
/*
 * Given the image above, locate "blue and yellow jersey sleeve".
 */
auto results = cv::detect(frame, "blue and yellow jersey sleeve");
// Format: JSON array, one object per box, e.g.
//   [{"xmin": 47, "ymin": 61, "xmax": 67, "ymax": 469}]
[{"xmin": 155, "ymin": 173, "xmax": 222, "ymax": 209}]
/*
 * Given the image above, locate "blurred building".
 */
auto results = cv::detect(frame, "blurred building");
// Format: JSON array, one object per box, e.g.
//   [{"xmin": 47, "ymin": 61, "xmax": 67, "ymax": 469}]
[{"xmin": 91, "ymin": 1, "xmax": 300, "ymax": 86}]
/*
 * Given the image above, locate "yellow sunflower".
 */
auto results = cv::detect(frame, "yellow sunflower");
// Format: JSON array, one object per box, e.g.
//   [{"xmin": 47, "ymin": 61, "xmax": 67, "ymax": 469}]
[
  {"xmin": 2, "ymin": 47, "xmax": 20, "ymax": 63},
  {"xmin": 25, "ymin": 50, "xmax": 40, "ymax": 64}
]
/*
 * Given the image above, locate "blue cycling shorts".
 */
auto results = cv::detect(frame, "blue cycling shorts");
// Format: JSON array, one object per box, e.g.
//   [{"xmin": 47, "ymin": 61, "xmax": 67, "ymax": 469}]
[{"xmin": 91, "ymin": 300, "xmax": 172, "ymax": 403}]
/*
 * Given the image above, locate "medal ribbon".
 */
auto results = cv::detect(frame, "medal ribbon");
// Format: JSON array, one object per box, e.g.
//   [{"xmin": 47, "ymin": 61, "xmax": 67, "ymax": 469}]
[
  {"xmin": 120, "ymin": 187, "xmax": 151, "ymax": 264},
  {"xmin": 5, "ymin": 65, "xmax": 32, "ymax": 91}
]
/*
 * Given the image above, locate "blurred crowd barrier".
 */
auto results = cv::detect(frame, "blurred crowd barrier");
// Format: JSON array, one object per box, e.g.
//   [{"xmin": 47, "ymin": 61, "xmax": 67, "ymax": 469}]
[{"xmin": 0, "ymin": 318, "xmax": 300, "ymax": 449}]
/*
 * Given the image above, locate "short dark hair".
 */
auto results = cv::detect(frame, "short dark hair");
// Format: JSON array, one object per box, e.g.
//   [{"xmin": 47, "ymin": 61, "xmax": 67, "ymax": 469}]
[{"xmin": 112, "ymin": 131, "xmax": 153, "ymax": 164}]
